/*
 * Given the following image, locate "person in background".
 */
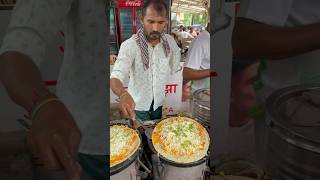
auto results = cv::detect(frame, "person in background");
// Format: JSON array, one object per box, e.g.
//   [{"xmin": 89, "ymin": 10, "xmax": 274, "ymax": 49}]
[
  {"xmin": 0, "ymin": 0, "xmax": 108, "ymax": 180},
  {"xmin": 178, "ymin": 25, "xmax": 183, "ymax": 31},
  {"xmin": 182, "ymin": 24, "xmax": 210, "ymax": 93},
  {"xmin": 109, "ymin": 43, "xmax": 118, "ymax": 65},
  {"xmin": 179, "ymin": 26, "xmax": 194, "ymax": 39},
  {"xmin": 225, "ymin": 60, "xmax": 259, "ymax": 161},
  {"xmin": 170, "ymin": 32, "xmax": 182, "ymax": 49},
  {"xmin": 186, "ymin": 26, "xmax": 191, "ymax": 32},
  {"xmin": 189, "ymin": 27, "xmax": 198, "ymax": 37},
  {"xmin": 110, "ymin": 0, "xmax": 181, "ymax": 121},
  {"xmin": 110, "ymin": 54, "xmax": 117, "ymax": 65}
]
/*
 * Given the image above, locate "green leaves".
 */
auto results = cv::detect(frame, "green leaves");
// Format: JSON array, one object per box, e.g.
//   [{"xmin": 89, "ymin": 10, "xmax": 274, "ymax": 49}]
[
  {"xmin": 188, "ymin": 123, "xmax": 195, "ymax": 131},
  {"xmin": 181, "ymin": 140, "xmax": 191, "ymax": 149}
]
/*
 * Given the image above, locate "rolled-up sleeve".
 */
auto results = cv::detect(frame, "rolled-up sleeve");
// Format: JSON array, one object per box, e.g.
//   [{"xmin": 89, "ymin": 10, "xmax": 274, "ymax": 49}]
[
  {"xmin": 110, "ymin": 39, "xmax": 135, "ymax": 84},
  {"xmin": 166, "ymin": 34, "xmax": 181, "ymax": 74},
  {"xmin": 0, "ymin": 0, "xmax": 74, "ymax": 67}
]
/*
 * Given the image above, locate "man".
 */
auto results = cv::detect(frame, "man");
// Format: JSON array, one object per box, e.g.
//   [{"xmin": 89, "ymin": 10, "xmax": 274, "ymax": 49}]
[
  {"xmin": 110, "ymin": 0, "xmax": 181, "ymax": 121},
  {"xmin": 179, "ymin": 26, "xmax": 194, "ymax": 39},
  {"xmin": 0, "ymin": 0, "xmax": 107, "ymax": 179},
  {"xmin": 189, "ymin": 27, "xmax": 198, "ymax": 37},
  {"xmin": 183, "ymin": 27, "xmax": 210, "ymax": 93},
  {"xmin": 232, "ymin": 0, "xmax": 320, "ymax": 169}
]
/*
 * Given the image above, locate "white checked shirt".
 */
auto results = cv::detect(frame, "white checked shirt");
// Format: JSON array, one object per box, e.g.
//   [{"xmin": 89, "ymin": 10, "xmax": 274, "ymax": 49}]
[
  {"xmin": 110, "ymin": 34, "xmax": 181, "ymax": 111},
  {"xmin": 0, "ymin": 0, "xmax": 108, "ymax": 155}
]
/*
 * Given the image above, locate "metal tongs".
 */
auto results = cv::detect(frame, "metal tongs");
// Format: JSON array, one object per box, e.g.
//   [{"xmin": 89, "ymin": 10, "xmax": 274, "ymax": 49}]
[{"xmin": 128, "ymin": 117, "xmax": 153, "ymax": 139}]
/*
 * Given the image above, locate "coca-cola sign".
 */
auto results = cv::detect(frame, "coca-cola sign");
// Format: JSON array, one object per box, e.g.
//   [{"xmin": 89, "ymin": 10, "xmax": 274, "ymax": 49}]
[{"xmin": 117, "ymin": 0, "xmax": 143, "ymax": 7}]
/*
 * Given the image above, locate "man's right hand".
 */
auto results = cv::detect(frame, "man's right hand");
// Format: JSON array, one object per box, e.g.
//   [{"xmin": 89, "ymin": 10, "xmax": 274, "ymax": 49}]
[
  {"xmin": 119, "ymin": 91, "xmax": 136, "ymax": 120},
  {"xmin": 110, "ymin": 78, "xmax": 136, "ymax": 120},
  {"xmin": 27, "ymin": 101, "xmax": 82, "ymax": 180}
]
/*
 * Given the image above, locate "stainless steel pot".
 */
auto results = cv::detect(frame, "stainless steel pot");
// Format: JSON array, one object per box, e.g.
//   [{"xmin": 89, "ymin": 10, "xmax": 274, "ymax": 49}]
[
  {"xmin": 110, "ymin": 122, "xmax": 150, "ymax": 180},
  {"xmin": 147, "ymin": 118, "xmax": 210, "ymax": 180},
  {"xmin": 148, "ymin": 149, "xmax": 209, "ymax": 180},
  {"xmin": 192, "ymin": 88, "xmax": 211, "ymax": 128},
  {"xmin": 110, "ymin": 149, "xmax": 141, "ymax": 179},
  {"xmin": 153, "ymin": 154, "xmax": 208, "ymax": 180},
  {"xmin": 265, "ymin": 85, "xmax": 320, "ymax": 179}
]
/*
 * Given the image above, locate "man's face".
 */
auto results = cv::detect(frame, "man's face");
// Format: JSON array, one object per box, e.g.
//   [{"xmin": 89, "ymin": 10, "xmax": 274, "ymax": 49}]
[
  {"xmin": 231, "ymin": 63, "xmax": 259, "ymax": 113},
  {"xmin": 142, "ymin": 7, "xmax": 167, "ymax": 40}
]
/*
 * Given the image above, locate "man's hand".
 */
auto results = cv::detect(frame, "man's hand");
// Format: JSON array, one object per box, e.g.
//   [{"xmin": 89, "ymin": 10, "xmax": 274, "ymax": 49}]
[
  {"xmin": 27, "ymin": 101, "xmax": 82, "ymax": 180},
  {"xmin": 119, "ymin": 91, "xmax": 136, "ymax": 120},
  {"xmin": 110, "ymin": 78, "xmax": 136, "ymax": 120},
  {"xmin": 0, "ymin": 52, "xmax": 81, "ymax": 179}
]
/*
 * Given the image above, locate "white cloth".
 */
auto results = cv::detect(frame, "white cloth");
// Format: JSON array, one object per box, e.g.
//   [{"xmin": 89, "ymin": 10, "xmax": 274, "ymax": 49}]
[
  {"xmin": 0, "ymin": 0, "xmax": 108, "ymax": 155},
  {"xmin": 238, "ymin": 0, "xmax": 320, "ymax": 102},
  {"xmin": 110, "ymin": 35, "xmax": 181, "ymax": 111},
  {"xmin": 184, "ymin": 30, "xmax": 210, "ymax": 92}
]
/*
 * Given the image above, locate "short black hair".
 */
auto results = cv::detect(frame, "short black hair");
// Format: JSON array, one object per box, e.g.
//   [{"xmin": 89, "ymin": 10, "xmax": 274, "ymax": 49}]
[{"xmin": 142, "ymin": 0, "xmax": 168, "ymax": 17}]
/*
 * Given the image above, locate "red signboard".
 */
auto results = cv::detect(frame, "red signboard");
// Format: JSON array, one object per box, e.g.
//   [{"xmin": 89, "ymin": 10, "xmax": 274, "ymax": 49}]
[{"xmin": 117, "ymin": 0, "xmax": 143, "ymax": 8}]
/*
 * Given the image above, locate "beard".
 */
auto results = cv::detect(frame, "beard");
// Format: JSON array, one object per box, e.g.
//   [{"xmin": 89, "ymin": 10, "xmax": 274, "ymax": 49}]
[{"xmin": 146, "ymin": 31, "xmax": 161, "ymax": 40}]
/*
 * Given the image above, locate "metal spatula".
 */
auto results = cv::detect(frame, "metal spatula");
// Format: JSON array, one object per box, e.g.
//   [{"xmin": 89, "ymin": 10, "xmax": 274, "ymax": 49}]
[{"xmin": 129, "ymin": 118, "xmax": 153, "ymax": 139}]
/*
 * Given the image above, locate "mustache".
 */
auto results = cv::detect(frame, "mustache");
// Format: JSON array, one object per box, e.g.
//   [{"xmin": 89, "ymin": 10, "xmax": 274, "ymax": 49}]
[{"xmin": 149, "ymin": 31, "xmax": 161, "ymax": 36}]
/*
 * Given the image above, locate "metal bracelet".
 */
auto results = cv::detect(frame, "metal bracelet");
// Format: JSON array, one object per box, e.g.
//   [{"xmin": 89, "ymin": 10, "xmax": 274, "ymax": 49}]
[
  {"xmin": 30, "ymin": 98, "xmax": 60, "ymax": 121},
  {"xmin": 119, "ymin": 91, "xmax": 129, "ymax": 99}
]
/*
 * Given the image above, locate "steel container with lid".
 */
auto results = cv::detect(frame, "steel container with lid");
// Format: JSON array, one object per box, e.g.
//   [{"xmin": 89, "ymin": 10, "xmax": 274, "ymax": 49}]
[
  {"xmin": 192, "ymin": 88, "xmax": 211, "ymax": 128},
  {"xmin": 110, "ymin": 121, "xmax": 149, "ymax": 180},
  {"xmin": 265, "ymin": 85, "xmax": 320, "ymax": 179},
  {"xmin": 110, "ymin": 150, "xmax": 140, "ymax": 180},
  {"xmin": 153, "ymin": 154, "xmax": 208, "ymax": 180},
  {"xmin": 147, "ymin": 117, "xmax": 210, "ymax": 180},
  {"xmin": 148, "ymin": 143, "xmax": 208, "ymax": 180}
]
